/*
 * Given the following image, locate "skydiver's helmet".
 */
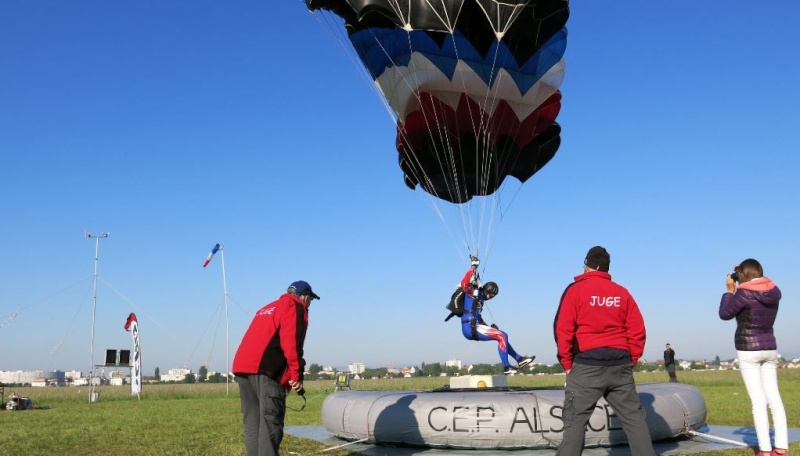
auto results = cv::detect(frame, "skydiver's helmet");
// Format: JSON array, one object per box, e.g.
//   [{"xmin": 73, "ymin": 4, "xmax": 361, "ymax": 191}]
[{"xmin": 481, "ymin": 282, "xmax": 499, "ymax": 299}]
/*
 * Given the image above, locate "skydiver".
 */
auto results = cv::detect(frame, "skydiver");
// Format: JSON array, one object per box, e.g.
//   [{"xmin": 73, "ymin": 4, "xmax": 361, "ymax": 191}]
[{"xmin": 452, "ymin": 256, "xmax": 535, "ymax": 374}]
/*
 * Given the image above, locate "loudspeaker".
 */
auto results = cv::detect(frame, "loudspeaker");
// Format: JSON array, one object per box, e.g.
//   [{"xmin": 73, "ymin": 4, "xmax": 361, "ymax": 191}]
[
  {"xmin": 105, "ymin": 349, "xmax": 117, "ymax": 365},
  {"xmin": 119, "ymin": 350, "xmax": 131, "ymax": 366}
]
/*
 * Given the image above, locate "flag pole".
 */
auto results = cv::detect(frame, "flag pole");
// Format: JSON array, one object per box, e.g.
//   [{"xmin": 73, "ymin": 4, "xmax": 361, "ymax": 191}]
[
  {"xmin": 203, "ymin": 243, "xmax": 229, "ymax": 394},
  {"xmin": 86, "ymin": 231, "xmax": 109, "ymax": 404},
  {"xmin": 219, "ymin": 246, "xmax": 230, "ymax": 395}
]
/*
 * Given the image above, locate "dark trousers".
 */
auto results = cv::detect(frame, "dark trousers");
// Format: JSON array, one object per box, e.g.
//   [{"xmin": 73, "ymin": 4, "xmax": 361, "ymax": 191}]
[
  {"xmin": 235, "ymin": 374, "xmax": 287, "ymax": 456},
  {"xmin": 666, "ymin": 364, "xmax": 678, "ymax": 382},
  {"xmin": 556, "ymin": 363, "xmax": 656, "ymax": 456}
]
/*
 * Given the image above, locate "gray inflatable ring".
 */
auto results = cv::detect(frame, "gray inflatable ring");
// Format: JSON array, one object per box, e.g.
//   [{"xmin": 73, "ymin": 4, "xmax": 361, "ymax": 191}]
[{"xmin": 322, "ymin": 383, "xmax": 706, "ymax": 449}]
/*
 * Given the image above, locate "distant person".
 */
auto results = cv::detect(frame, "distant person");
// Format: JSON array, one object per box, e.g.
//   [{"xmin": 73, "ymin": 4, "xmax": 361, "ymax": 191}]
[
  {"xmin": 451, "ymin": 256, "xmax": 534, "ymax": 375},
  {"xmin": 553, "ymin": 246, "xmax": 656, "ymax": 456},
  {"xmin": 719, "ymin": 259, "xmax": 787, "ymax": 456},
  {"xmin": 664, "ymin": 343, "xmax": 678, "ymax": 382},
  {"xmin": 232, "ymin": 280, "xmax": 320, "ymax": 456}
]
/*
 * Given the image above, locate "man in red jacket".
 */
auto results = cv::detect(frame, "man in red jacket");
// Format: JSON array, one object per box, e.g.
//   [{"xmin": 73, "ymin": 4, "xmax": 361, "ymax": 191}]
[
  {"xmin": 553, "ymin": 246, "xmax": 655, "ymax": 456},
  {"xmin": 233, "ymin": 280, "xmax": 320, "ymax": 456}
]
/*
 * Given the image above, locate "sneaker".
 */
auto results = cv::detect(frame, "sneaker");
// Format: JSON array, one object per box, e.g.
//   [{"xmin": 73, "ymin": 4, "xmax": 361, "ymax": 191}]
[
  {"xmin": 503, "ymin": 366, "xmax": 518, "ymax": 375},
  {"xmin": 517, "ymin": 356, "xmax": 536, "ymax": 368}
]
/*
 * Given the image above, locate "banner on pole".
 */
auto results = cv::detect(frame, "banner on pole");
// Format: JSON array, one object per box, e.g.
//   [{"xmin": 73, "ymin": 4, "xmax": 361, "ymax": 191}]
[{"xmin": 124, "ymin": 313, "xmax": 142, "ymax": 396}]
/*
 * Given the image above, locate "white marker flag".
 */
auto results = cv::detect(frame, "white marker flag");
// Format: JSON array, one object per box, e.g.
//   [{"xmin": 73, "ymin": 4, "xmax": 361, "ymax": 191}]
[{"xmin": 124, "ymin": 313, "xmax": 142, "ymax": 396}]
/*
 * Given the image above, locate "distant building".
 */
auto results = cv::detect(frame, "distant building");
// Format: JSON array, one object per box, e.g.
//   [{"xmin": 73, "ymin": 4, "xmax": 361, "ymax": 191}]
[
  {"xmin": 0, "ymin": 370, "xmax": 44, "ymax": 385},
  {"xmin": 160, "ymin": 367, "xmax": 191, "ymax": 382},
  {"xmin": 206, "ymin": 370, "xmax": 230, "ymax": 380},
  {"xmin": 65, "ymin": 371, "xmax": 83, "ymax": 381},
  {"xmin": 108, "ymin": 370, "xmax": 125, "ymax": 379},
  {"xmin": 318, "ymin": 366, "xmax": 336, "ymax": 377},
  {"xmin": 348, "ymin": 363, "xmax": 365, "ymax": 375},
  {"xmin": 45, "ymin": 370, "xmax": 67, "ymax": 386},
  {"xmin": 445, "ymin": 359, "xmax": 462, "ymax": 370}
]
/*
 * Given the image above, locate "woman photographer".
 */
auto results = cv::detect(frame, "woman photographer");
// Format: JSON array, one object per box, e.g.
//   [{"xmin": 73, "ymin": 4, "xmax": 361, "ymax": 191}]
[{"xmin": 719, "ymin": 259, "xmax": 787, "ymax": 456}]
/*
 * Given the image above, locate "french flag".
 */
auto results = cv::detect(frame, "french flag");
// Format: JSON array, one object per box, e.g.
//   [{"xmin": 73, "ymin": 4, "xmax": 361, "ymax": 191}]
[{"xmin": 203, "ymin": 243, "xmax": 221, "ymax": 267}]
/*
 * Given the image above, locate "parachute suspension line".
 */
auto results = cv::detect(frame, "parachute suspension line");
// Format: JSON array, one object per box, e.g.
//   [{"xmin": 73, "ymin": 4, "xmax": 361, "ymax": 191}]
[
  {"xmin": 462, "ymin": 39, "xmax": 494, "ymax": 253},
  {"xmin": 403, "ymin": 54, "xmax": 461, "ymax": 206},
  {"xmin": 307, "ymin": 0, "xmax": 568, "ymax": 269},
  {"xmin": 427, "ymin": 197, "xmax": 474, "ymax": 259},
  {"xmin": 385, "ymin": 0, "xmax": 405, "ymax": 26},
  {"xmin": 417, "ymin": 0, "xmax": 458, "ymax": 34},
  {"xmin": 478, "ymin": 42, "xmax": 506, "ymax": 252},
  {"xmin": 468, "ymin": 30, "xmax": 512, "ymax": 260},
  {"xmin": 474, "ymin": 0, "xmax": 527, "ymax": 39},
  {"xmin": 362, "ymin": 26, "xmax": 424, "ymax": 125},
  {"xmin": 392, "ymin": 27, "xmax": 473, "ymax": 242},
  {"xmin": 447, "ymin": 30, "xmax": 484, "ymax": 252},
  {"xmin": 313, "ymin": 11, "xmax": 398, "ymax": 123},
  {"xmin": 341, "ymin": 19, "xmax": 468, "ymax": 256},
  {"xmin": 480, "ymin": 47, "xmax": 505, "ymax": 259},
  {"xmin": 497, "ymin": 174, "xmax": 527, "ymax": 221},
  {"xmin": 368, "ymin": 27, "xmax": 471, "ymax": 256},
  {"xmin": 368, "ymin": 7, "xmax": 508, "ymax": 257},
  {"xmin": 482, "ymin": 35, "xmax": 527, "ymax": 227},
  {"xmin": 493, "ymin": 51, "xmax": 534, "ymax": 221},
  {"xmin": 365, "ymin": 24, "xmax": 458, "ymax": 206},
  {"xmin": 445, "ymin": 24, "xmax": 508, "ymax": 256}
]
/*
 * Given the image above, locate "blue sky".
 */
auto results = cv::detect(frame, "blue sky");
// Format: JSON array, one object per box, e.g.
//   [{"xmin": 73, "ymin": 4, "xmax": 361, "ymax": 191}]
[{"xmin": 2, "ymin": 1, "xmax": 798, "ymax": 375}]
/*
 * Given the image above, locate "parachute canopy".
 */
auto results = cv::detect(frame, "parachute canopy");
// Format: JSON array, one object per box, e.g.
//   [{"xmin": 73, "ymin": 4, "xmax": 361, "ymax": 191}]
[{"xmin": 308, "ymin": 0, "xmax": 568, "ymax": 203}]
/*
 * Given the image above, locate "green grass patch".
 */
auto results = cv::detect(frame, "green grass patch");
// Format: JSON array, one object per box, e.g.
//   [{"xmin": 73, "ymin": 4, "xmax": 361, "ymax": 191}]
[{"xmin": 2, "ymin": 370, "xmax": 798, "ymax": 455}]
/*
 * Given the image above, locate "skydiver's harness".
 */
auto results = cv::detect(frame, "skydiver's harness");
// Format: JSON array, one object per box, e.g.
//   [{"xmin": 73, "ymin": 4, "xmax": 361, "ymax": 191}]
[{"xmin": 463, "ymin": 297, "xmax": 484, "ymax": 341}]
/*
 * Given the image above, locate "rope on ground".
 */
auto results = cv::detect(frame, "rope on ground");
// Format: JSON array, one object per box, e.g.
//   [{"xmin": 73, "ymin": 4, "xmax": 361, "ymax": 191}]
[
  {"xmin": 686, "ymin": 429, "xmax": 749, "ymax": 447},
  {"xmin": 320, "ymin": 437, "xmax": 369, "ymax": 452}
]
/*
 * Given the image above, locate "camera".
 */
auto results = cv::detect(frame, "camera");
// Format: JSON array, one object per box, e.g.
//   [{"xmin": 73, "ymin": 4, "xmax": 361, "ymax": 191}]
[{"xmin": 730, "ymin": 270, "xmax": 739, "ymax": 282}]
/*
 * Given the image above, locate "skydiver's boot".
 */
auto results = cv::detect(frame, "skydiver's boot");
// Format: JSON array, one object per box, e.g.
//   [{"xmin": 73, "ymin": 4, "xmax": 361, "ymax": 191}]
[{"xmin": 518, "ymin": 356, "xmax": 535, "ymax": 369}]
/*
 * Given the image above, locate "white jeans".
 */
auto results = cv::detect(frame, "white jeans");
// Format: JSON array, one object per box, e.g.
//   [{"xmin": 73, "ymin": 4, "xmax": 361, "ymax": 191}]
[{"xmin": 737, "ymin": 350, "xmax": 788, "ymax": 452}]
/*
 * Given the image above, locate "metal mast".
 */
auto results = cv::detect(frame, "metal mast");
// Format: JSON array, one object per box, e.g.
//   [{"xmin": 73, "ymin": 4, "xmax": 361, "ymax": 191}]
[
  {"xmin": 219, "ymin": 247, "xmax": 230, "ymax": 395},
  {"xmin": 86, "ymin": 231, "xmax": 109, "ymax": 403}
]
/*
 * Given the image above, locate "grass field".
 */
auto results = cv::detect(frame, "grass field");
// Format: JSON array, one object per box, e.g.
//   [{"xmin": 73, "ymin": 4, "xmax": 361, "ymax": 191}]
[{"xmin": 1, "ymin": 370, "xmax": 798, "ymax": 455}]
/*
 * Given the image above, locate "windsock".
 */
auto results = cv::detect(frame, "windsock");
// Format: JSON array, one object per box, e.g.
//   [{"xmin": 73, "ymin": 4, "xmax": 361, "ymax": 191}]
[{"xmin": 203, "ymin": 243, "xmax": 221, "ymax": 267}]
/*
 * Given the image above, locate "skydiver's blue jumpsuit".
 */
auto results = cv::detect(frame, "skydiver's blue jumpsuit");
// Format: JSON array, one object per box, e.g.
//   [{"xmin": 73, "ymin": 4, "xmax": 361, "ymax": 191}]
[{"xmin": 459, "ymin": 266, "xmax": 525, "ymax": 368}]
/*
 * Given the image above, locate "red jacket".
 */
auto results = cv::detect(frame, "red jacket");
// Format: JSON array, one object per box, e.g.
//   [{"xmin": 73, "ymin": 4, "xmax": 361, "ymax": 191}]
[
  {"xmin": 232, "ymin": 293, "xmax": 308, "ymax": 388},
  {"xmin": 553, "ymin": 271, "xmax": 646, "ymax": 371}
]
